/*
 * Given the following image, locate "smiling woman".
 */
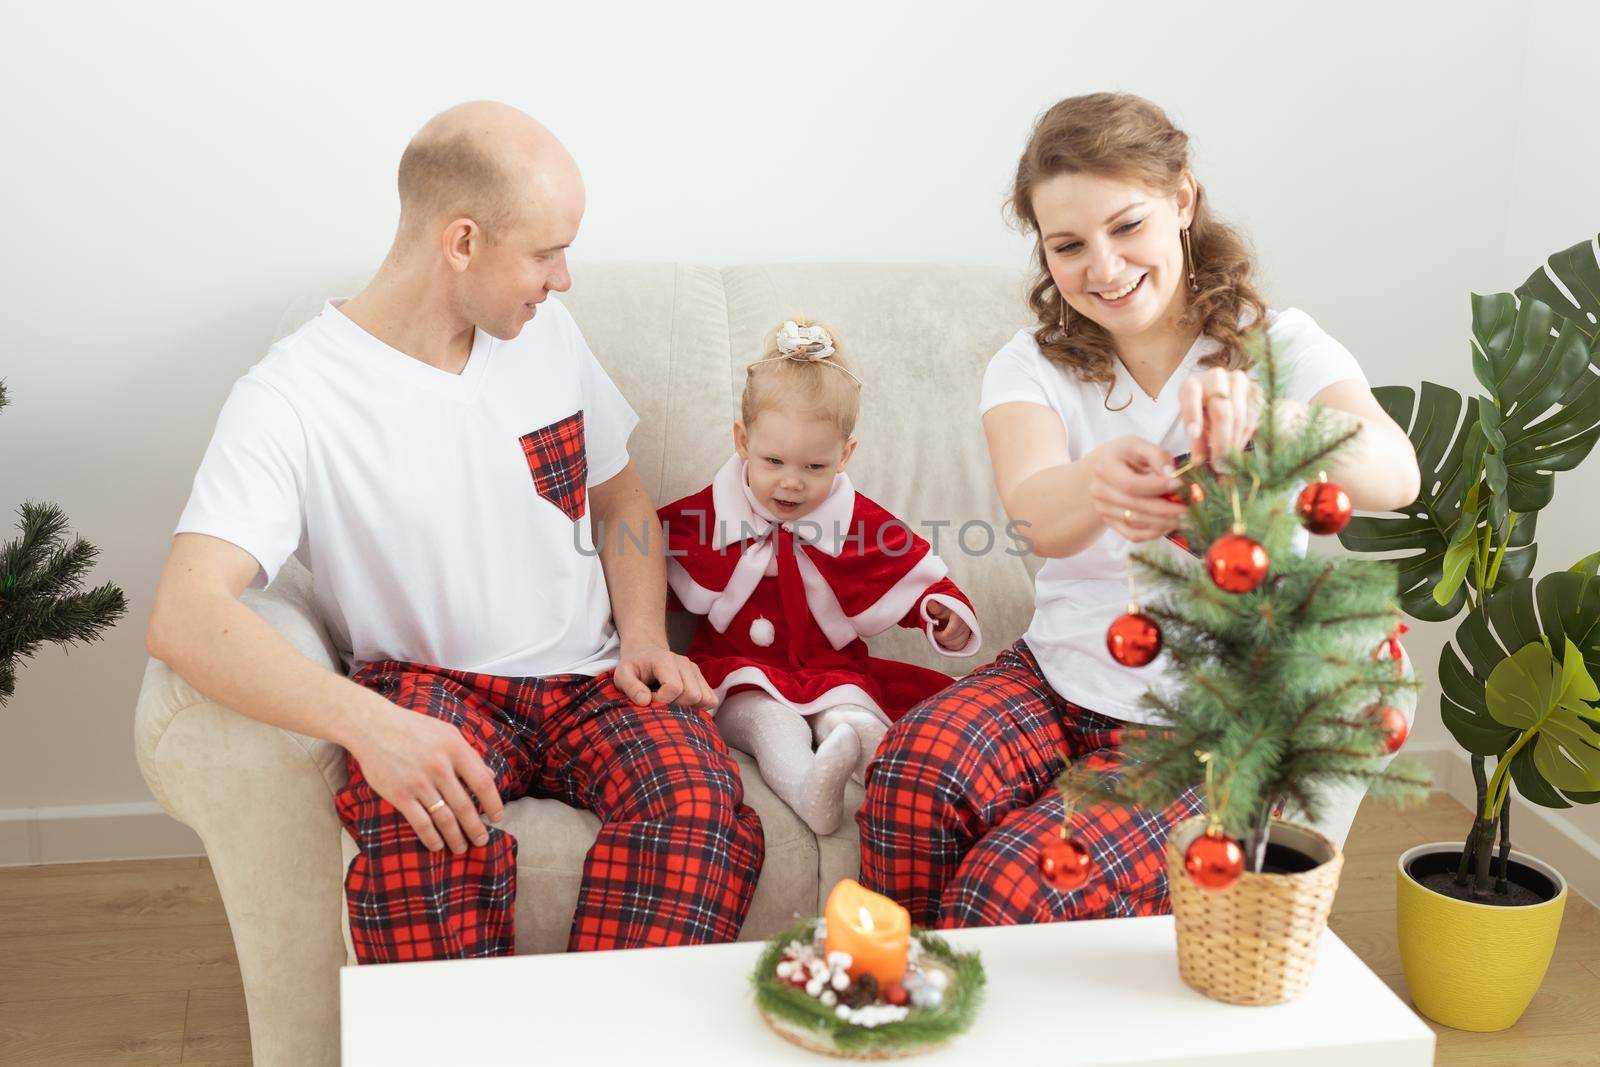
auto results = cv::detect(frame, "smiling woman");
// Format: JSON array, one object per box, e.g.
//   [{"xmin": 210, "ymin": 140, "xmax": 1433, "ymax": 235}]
[
  {"xmin": 1008, "ymin": 93, "xmax": 1266, "ymax": 400},
  {"xmin": 854, "ymin": 91, "xmax": 1423, "ymax": 934}
]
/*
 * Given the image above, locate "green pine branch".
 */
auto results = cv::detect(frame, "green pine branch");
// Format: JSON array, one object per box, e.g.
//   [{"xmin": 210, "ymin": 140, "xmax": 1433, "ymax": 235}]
[{"xmin": 0, "ymin": 384, "xmax": 128, "ymax": 707}]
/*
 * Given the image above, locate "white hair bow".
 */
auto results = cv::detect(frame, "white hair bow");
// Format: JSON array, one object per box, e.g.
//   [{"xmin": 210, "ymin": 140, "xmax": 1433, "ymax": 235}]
[{"xmin": 774, "ymin": 321, "xmax": 835, "ymax": 359}]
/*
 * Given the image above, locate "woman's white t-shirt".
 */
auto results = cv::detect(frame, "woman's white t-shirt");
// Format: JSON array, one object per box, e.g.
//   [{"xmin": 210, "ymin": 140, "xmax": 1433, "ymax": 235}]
[
  {"xmin": 978, "ymin": 308, "xmax": 1367, "ymax": 724},
  {"xmin": 176, "ymin": 296, "xmax": 638, "ymax": 679}
]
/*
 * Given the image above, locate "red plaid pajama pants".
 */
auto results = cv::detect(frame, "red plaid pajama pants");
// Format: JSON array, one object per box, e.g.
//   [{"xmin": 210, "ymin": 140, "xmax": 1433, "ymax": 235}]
[
  {"xmin": 857, "ymin": 640, "xmax": 1203, "ymax": 928},
  {"xmin": 336, "ymin": 661, "xmax": 764, "ymax": 962}
]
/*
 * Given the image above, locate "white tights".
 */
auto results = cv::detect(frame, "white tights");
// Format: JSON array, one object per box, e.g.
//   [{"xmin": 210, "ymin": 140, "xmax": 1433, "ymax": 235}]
[{"xmin": 715, "ymin": 693, "xmax": 888, "ymax": 835}]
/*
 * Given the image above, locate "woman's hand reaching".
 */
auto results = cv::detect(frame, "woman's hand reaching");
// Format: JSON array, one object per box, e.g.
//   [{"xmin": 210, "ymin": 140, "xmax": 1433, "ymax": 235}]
[
  {"xmin": 1178, "ymin": 366, "xmax": 1260, "ymax": 469},
  {"xmin": 1087, "ymin": 436, "xmax": 1187, "ymax": 543}
]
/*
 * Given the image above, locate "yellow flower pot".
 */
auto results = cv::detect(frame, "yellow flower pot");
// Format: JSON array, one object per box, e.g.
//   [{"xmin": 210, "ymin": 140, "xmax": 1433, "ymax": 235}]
[{"xmin": 1396, "ymin": 842, "xmax": 1567, "ymax": 1032}]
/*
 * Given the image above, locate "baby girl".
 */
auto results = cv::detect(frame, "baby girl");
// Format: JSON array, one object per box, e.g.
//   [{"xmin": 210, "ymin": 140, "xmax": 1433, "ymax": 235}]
[{"xmin": 659, "ymin": 320, "xmax": 981, "ymax": 834}]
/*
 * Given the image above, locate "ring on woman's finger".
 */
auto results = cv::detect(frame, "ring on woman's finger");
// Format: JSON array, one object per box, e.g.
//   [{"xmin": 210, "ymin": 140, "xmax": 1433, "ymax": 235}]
[
  {"xmin": 1122, "ymin": 508, "xmax": 1134, "ymax": 523},
  {"xmin": 425, "ymin": 798, "xmax": 447, "ymax": 814}
]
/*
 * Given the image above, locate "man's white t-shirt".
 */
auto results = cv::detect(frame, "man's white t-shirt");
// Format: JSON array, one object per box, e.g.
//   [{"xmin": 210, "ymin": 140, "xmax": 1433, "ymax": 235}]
[
  {"xmin": 177, "ymin": 296, "xmax": 639, "ymax": 678},
  {"xmin": 978, "ymin": 308, "xmax": 1367, "ymax": 724}
]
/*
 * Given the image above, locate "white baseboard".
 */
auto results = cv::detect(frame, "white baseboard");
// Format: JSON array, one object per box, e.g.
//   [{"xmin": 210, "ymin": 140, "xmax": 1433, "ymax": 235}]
[
  {"xmin": 1406, "ymin": 743, "xmax": 1600, "ymax": 906},
  {"xmin": 0, "ymin": 802, "xmax": 203, "ymax": 867}
]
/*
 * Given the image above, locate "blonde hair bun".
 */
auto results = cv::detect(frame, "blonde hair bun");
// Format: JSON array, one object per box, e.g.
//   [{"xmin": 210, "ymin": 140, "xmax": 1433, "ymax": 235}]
[{"xmin": 741, "ymin": 318, "xmax": 861, "ymax": 437}]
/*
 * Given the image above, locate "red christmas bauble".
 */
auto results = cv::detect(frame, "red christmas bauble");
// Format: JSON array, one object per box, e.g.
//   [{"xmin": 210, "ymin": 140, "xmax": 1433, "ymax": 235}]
[
  {"xmin": 1205, "ymin": 533, "xmax": 1270, "ymax": 593},
  {"xmin": 1161, "ymin": 481, "xmax": 1206, "ymax": 506},
  {"xmin": 883, "ymin": 983, "xmax": 909, "ymax": 1007},
  {"xmin": 1296, "ymin": 480, "xmax": 1353, "ymax": 535},
  {"xmin": 1106, "ymin": 611, "xmax": 1163, "ymax": 667},
  {"xmin": 1367, "ymin": 704, "xmax": 1409, "ymax": 754},
  {"xmin": 1038, "ymin": 835, "xmax": 1093, "ymax": 891},
  {"xmin": 1162, "ymin": 482, "xmax": 1204, "ymax": 555},
  {"xmin": 1184, "ymin": 830, "xmax": 1245, "ymax": 891}
]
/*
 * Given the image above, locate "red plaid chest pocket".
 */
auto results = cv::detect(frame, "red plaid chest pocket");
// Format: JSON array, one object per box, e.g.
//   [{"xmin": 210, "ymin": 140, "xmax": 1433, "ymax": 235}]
[{"xmin": 519, "ymin": 410, "xmax": 588, "ymax": 522}]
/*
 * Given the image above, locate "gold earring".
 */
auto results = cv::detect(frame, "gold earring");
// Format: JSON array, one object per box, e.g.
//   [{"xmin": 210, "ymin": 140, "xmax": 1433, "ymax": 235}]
[
  {"xmin": 1181, "ymin": 227, "xmax": 1197, "ymax": 293},
  {"xmin": 1055, "ymin": 287, "xmax": 1068, "ymax": 329}
]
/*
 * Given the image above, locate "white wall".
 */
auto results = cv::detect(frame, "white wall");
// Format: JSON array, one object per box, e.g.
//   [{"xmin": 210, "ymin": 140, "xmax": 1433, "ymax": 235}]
[
  {"xmin": 1491, "ymin": 0, "xmax": 1600, "ymax": 848},
  {"xmin": 0, "ymin": 0, "xmax": 1593, "ymax": 835}
]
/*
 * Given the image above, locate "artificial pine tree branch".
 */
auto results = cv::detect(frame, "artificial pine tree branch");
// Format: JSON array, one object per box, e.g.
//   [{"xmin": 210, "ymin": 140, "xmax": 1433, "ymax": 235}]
[
  {"xmin": 1293, "ymin": 562, "xmax": 1337, "ymax": 618},
  {"xmin": 1258, "ymin": 335, "xmax": 1281, "ymax": 467},
  {"xmin": 1307, "ymin": 610, "xmax": 1399, "ymax": 628},
  {"xmin": 1074, "ymin": 743, "xmax": 1194, "ymax": 810},
  {"xmin": 1370, "ymin": 765, "xmax": 1434, "ymax": 790},
  {"xmin": 12, "ymin": 503, "xmax": 69, "ymax": 573},
  {"xmin": 1278, "ymin": 424, "xmax": 1361, "ymax": 487},
  {"xmin": 1249, "ymin": 646, "xmax": 1273, "ymax": 676},
  {"xmin": 33, "ymin": 586, "xmax": 127, "ymax": 644},
  {"xmin": 1327, "ymin": 716, "xmax": 1383, "ymax": 733},
  {"xmin": 1131, "ymin": 551, "xmax": 1190, "ymax": 584},
  {"xmin": 1187, "ymin": 670, "xmax": 1233, "ymax": 709},
  {"xmin": 1141, "ymin": 693, "xmax": 1187, "ymax": 723},
  {"xmin": 1295, "ymin": 744, "xmax": 1389, "ymax": 761},
  {"xmin": 31, "ymin": 540, "xmax": 98, "ymax": 601},
  {"xmin": 1285, "ymin": 679, "xmax": 1366, "ymax": 736},
  {"xmin": 0, "ymin": 384, "xmax": 128, "ymax": 708}
]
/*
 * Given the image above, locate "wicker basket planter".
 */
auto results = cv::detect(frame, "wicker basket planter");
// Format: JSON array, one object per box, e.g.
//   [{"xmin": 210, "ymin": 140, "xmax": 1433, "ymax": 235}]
[{"xmin": 1167, "ymin": 817, "xmax": 1344, "ymax": 1005}]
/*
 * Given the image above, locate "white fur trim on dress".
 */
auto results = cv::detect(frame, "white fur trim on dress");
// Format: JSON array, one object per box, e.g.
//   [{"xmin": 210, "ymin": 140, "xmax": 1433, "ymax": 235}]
[
  {"xmin": 712, "ymin": 455, "xmax": 759, "ymax": 550},
  {"xmin": 919, "ymin": 593, "xmax": 982, "ymax": 657},
  {"xmin": 713, "ymin": 666, "xmax": 891, "ymax": 725},
  {"xmin": 708, "ymin": 536, "xmax": 774, "ymax": 633},
  {"xmin": 794, "ymin": 551, "xmax": 861, "ymax": 650},
  {"xmin": 847, "ymin": 553, "xmax": 950, "ymax": 638},
  {"xmin": 667, "ymin": 559, "xmax": 720, "ymax": 615}
]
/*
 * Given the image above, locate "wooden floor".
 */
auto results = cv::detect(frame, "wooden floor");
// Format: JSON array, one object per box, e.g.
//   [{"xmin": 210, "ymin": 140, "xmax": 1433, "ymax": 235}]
[
  {"xmin": 1327, "ymin": 793, "xmax": 1600, "ymax": 1067},
  {"xmin": 0, "ymin": 793, "xmax": 1596, "ymax": 1065}
]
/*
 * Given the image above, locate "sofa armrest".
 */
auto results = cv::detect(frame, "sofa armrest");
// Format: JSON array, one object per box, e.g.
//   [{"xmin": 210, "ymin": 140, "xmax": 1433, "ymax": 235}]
[
  {"xmin": 133, "ymin": 557, "xmax": 350, "ymax": 1067},
  {"xmin": 135, "ymin": 557, "xmax": 344, "ymax": 806}
]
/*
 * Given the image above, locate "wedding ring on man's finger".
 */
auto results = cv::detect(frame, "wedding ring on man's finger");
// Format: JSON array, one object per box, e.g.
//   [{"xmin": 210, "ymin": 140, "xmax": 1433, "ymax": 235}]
[{"xmin": 425, "ymin": 798, "xmax": 447, "ymax": 814}]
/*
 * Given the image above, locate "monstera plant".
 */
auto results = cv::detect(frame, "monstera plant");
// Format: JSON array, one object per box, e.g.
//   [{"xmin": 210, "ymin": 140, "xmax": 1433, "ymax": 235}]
[
  {"xmin": 1338, "ymin": 235, "xmax": 1600, "ymax": 1032},
  {"xmin": 1340, "ymin": 234, "xmax": 1600, "ymax": 901}
]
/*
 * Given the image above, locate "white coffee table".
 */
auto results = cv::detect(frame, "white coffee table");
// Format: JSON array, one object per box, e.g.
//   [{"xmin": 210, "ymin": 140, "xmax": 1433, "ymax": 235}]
[{"xmin": 341, "ymin": 916, "xmax": 1435, "ymax": 1066}]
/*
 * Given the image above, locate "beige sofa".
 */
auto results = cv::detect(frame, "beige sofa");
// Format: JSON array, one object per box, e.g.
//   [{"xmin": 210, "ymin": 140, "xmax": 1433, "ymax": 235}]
[
  {"xmin": 133, "ymin": 261, "xmax": 1411, "ymax": 1066},
  {"xmin": 134, "ymin": 263, "xmax": 1040, "ymax": 1067}
]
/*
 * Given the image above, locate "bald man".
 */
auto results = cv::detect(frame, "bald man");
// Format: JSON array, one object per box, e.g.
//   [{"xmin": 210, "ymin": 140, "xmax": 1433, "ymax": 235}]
[{"xmin": 147, "ymin": 103, "xmax": 764, "ymax": 962}]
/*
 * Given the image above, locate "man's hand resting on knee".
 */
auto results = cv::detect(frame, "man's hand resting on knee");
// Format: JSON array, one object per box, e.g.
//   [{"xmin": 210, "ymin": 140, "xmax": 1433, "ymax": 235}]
[
  {"xmin": 613, "ymin": 642, "xmax": 718, "ymax": 710},
  {"xmin": 147, "ymin": 532, "xmax": 504, "ymax": 857},
  {"xmin": 345, "ymin": 705, "xmax": 505, "ymax": 855}
]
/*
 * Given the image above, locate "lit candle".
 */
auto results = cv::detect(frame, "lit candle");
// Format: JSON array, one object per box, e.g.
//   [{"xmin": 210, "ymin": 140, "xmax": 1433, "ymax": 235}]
[{"xmin": 823, "ymin": 879, "xmax": 910, "ymax": 986}]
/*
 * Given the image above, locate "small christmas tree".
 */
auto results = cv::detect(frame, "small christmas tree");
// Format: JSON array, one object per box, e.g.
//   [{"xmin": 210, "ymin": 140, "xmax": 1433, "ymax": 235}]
[
  {"xmin": 0, "ymin": 380, "xmax": 127, "ymax": 706},
  {"xmin": 1071, "ymin": 334, "xmax": 1431, "ymax": 875}
]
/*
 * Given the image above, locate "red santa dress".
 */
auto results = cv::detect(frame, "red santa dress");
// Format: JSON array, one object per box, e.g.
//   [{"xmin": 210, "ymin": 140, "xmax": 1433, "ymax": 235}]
[{"xmin": 659, "ymin": 455, "xmax": 982, "ymax": 726}]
